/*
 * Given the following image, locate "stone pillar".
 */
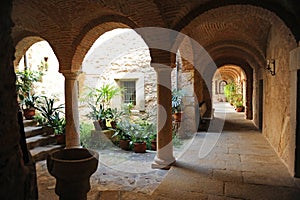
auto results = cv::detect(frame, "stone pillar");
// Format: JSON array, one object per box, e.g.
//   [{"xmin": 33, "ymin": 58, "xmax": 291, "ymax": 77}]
[
  {"xmin": 63, "ymin": 71, "xmax": 81, "ymax": 148},
  {"xmin": 289, "ymin": 44, "xmax": 300, "ymax": 175},
  {"xmin": 151, "ymin": 50, "xmax": 176, "ymax": 169},
  {"xmin": 0, "ymin": 1, "xmax": 27, "ymax": 199}
]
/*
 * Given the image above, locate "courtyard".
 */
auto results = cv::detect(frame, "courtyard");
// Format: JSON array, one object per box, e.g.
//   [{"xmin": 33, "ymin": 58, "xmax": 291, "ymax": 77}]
[{"xmin": 36, "ymin": 103, "xmax": 300, "ymax": 199}]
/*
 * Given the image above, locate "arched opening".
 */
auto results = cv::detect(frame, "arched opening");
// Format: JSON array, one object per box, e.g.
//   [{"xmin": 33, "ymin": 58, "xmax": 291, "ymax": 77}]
[
  {"xmin": 212, "ymin": 65, "xmax": 247, "ymax": 115},
  {"xmin": 16, "ymin": 40, "xmax": 65, "ymax": 105},
  {"xmin": 77, "ymin": 27, "xmax": 161, "ymax": 173}
]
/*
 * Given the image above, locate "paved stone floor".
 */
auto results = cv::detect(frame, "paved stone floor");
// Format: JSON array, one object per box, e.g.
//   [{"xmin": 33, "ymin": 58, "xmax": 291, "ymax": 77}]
[{"xmin": 36, "ymin": 103, "xmax": 300, "ymax": 199}]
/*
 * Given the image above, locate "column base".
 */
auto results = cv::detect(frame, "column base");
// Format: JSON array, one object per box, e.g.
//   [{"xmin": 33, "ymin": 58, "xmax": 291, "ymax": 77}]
[
  {"xmin": 65, "ymin": 145, "xmax": 82, "ymax": 149},
  {"xmin": 151, "ymin": 156, "xmax": 176, "ymax": 170}
]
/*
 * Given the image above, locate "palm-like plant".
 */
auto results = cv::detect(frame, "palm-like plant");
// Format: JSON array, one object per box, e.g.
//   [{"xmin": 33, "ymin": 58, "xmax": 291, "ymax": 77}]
[
  {"xmin": 172, "ymin": 89, "xmax": 185, "ymax": 113},
  {"xmin": 36, "ymin": 96, "xmax": 65, "ymax": 125}
]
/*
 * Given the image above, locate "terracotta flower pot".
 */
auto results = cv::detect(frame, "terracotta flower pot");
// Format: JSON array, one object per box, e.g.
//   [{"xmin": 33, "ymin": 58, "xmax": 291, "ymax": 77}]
[
  {"xmin": 119, "ymin": 139, "xmax": 130, "ymax": 150},
  {"xmin": 47, "ymin": 148, "xmax": 99, "ymax": 200},
  {"xmin": 23, "ymin": 108, "xmax": 35, "ymax": 120},
  {"xmin": 98, "ymin": 119, "xmax": 107, "ymax": 130},
  {"xmin": 236, "ymin": 106, "xmax": 244, "ymax": 112},
  {"xmin": 110, "ymin": 121, "xmax": 117, "ymax": 129},
  {"xmin": 173, "ymin": 112, "xmax": 183, "ymax": 122},
  {"xmin": 151, "ymin": 140, "xmax": 157, "ymax": 151},
  {"xmin": 133, "ymin": 142, "xmax": 146, "ymax": 153},
  {"xmin": 56, "ymin": 134, "xmax": 65, "ymax": 145}
]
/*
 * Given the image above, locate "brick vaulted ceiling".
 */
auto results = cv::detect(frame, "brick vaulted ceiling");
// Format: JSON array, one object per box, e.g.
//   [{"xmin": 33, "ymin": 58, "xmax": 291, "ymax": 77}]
[{"xmin": 12, "ymin": 0, "xmax": 300, "ymax": 71}]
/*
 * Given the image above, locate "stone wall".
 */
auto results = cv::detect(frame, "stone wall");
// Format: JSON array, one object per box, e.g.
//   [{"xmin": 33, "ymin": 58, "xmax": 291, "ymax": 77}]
[
  {"xmin": 79, "ymin": 30, "xmax": 197, "ymax": 133},
  {"xmin": 0, "ymin": 1, "xmax": 27, "ymax": 198},
  {"xmin": 263, "ymin": 21, "xmax": 297, "ymax": 174},
  {"xmin": 78, "ymin": 29, "xmax": 157, "ymax": 122},
  {"xmin": 17, "ymin": 41, "xmax": 65, "ymax": 104}
]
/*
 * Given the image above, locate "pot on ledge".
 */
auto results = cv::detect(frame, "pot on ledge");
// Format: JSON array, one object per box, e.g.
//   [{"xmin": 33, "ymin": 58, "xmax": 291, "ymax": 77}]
[{"xmin": 47, "ymin": 148, "xmax": 99, "ymax": 200}]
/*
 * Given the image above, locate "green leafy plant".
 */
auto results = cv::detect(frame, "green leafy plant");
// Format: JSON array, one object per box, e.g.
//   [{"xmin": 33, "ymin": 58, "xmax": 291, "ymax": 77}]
[
  {"xmin": 22, "ymin": 93, "xmax": 39, "ymax": 109},
  {"xmin": 172, "ymin": 89, "xmax": 185, "ymax": 113},
  {"xmin": 16, "ymin": 69, "xmax": 41, "ymax": 100},
  {"xmin": 86, "ymin": 104, "xmax": 105, "ymax": 121},
  {"xmin": 35, "ymin": 96, "xmax": 65, "ymax": 134},
  {"xmin": 36, "ymin": 96, "xmax": 64, "ymax": 121},
  {"xmin": 81, "ymin": 84, "xmax": 122, "ymax": 110},
  {"xmin": 49, "ymin": 112, "xmax": 66, "ymax": 135}
]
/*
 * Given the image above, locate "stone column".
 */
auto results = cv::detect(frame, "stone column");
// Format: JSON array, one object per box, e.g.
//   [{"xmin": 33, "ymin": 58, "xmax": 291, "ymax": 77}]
[
  {"xmin": 151, "ymin": 50, "xmax": 176, "ymax": 169},
  {"xmin": 0, "ymin": 1, "xmax": 27, "ymax": 198},
  {"xmin": 63, "ymin": 71, "xmax": 81, "ymax": 148},
  {"xmin": 289, "ymin": 44, "xmax": 300, "ymax": 175}
]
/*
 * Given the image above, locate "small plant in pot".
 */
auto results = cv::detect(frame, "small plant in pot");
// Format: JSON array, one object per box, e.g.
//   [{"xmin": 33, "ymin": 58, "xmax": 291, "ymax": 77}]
[
  {"xmin": 172, "ymin": 89, "xmax": 185, "ymax": 122},
  {"xmin": 108, "ymin": 108, "xmax": 124, "ymax": 129},
  {"xmin": 81, "ymin": 84, "xmax": 122, "ymax": 130},
  {"xmin": 234, "ymin": 100, "xmax": 244, "ymax": 112},
  {"xmin": 21, "ymin": 94, "xmax": 39, "ymax": 119},
  {"xmin": 49, "ymin": 112, "xmax": 66, "ymax": 144},
  {"xmin": 138, "ymin": 120, "xmax": 156, "ymax": 151},
  {"xmin": 112, "ymin": 120, "xmax": 132, "ymax": 150},
  {"xmin": 148, "ymin": 131, "xmax": 157, "ymax": 151},
  {"xmin": 87, "ymin": 104, "xmax": 107, "ymax": 130},
  {"xmin": 35, "ymin": 96, "xmax": 65, "ymax": 141},
  {"xmin": 129, "ymin": 124, "xmax": 149, "ymax": 153}
]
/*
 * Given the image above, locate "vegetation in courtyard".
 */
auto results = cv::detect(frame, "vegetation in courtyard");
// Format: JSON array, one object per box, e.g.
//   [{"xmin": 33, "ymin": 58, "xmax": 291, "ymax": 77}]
[
  {"xmin": 16, "ymin": 59, "xmax": 49, "ymax": 119},
  {"xmin": 224, "ymin": 81, "xmax": 244, "ymax": 112},
  {"xmin": 81, "ymin": 84, "xmax": 122, "ymax": 129},
  {"xmin": 112, "ymin": 107, "xmax": 157, "ymax": 152},
  {"xmin": 35, "ymin": 96, "xmax": 66, "ymax": 135},
  {"xmin": 171, "ymin": 88, "xmax": 185, "ymax": 113}
]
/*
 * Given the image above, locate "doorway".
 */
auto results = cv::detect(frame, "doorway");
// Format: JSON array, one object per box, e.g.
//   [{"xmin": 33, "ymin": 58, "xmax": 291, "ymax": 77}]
[
  {"xmin": 295, "ymin": 70, "xmax": 300, "ymax": 177},
  {"xmin": 259, "ymin": 80, "xmax": 263, "ymax": 131}
]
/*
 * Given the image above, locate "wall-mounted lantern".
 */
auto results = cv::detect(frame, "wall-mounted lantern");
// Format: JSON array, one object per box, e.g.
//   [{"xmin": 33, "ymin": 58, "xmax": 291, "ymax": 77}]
[{"xmin": 266, "ymin": 59, "xmax": 275, "ymax": 76}]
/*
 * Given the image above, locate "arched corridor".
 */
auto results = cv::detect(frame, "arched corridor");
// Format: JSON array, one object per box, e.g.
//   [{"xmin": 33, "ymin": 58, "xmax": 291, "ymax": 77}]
[
  {"xmin": 153, "ymin": 102, "xmax": 300, "ymax": 199},
  {"xmin": 35, "ymin": 102, "xmax": 300, "ymax": 199},
  {"xmin": 2, "ymin": 0, "xmax": 300, "ymax": 199}
]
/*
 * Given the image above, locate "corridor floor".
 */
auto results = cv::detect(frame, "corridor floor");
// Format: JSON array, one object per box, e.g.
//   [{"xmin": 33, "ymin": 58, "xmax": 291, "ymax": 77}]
[
  {"xmin": 151, "ymin": 102, "xmax": 300, "ymax": 199},
  {"xmin": 36, "ymin": 103, "xmax": 300, "ymax": 199}
]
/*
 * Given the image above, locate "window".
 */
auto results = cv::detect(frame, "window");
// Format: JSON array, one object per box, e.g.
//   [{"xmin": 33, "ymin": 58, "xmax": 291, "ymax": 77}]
[
  {"xmin": 113, "ymin": 73, "xmax": 145, "ymax": 111},
  {"xmin": 121, "ymin": 80, "xmax": 136, "ymax": 105},
  {"xmin": 219, "ymin": 80, "xmax": 227, "ymax": 94}
]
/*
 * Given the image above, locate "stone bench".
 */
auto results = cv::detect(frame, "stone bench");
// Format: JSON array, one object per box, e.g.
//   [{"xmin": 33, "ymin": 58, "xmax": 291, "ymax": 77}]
[
  {"xmin": 199, "ymin": 101, "xmax": 214, "ymax": 121},
  {"xmin": 198, "ymin": 101, "xmax": 214, "ymax": 131}
]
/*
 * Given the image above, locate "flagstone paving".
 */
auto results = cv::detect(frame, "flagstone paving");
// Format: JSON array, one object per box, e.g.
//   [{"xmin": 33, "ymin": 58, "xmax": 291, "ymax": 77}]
[{"xmin": 36, "ymin": 103, "xmax": 300, "ymax": 199}]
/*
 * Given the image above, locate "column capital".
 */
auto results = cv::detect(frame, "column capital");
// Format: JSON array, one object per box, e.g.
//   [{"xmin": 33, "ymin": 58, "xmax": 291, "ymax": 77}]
[
  {"xmin": 149, "ymin": 48, "xmax": 176, "ymax": 67},
  {"xmin": 153, "ymin": 64, "xmax": 173, "ymax": 73},
  {"xmin": 61, "ymin": 70, "xmax": 82, "ymax": 80}
]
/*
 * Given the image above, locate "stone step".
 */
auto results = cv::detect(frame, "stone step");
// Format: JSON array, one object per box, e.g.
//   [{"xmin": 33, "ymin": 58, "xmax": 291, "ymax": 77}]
[
  {"xmin": 26, "ymin": 134, "xmax": 57, "ymax": 150},
  {"xmin": 31, "ymin": 144, "xmax": 65, "ymax": 162},
  {"xmin": 25, "ymin": 126, "xmax": 53, "ymax": 138},
  {"xmin": 23, "ymin": 119, "xmax": 37, "ymax": 127}
]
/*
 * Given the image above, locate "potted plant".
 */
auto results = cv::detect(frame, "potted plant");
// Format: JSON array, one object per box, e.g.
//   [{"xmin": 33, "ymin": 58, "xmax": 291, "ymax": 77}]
[
  {"xmin": 81, "ymin": 84, "xmax": 122, "ymax": 130},
  {"xmin": 87, "ymin": 104, "xmax": 107, "ymax": 130},
  {"xmin": 108, "ymin": 108, "xmax": 123, "ymax": 129},
  {"xmin": 172, "ymin": 89, "xmax": 185, "ymax": 122},
  {"xmin": 49, "ymin": 112, "xmax": 66, "ymax": 144},
  {"xmin": 35, "ymin": 96, "xmax": 65, "ymax": 137},
  {"xmin": 16, "ymin": 69, "xmax": 43, "ymax": 119},
  {"xmin": 234, "ymin": 100, "xmax": 245, "ymax": 112},
  {"xmin": 112, "ymin": 119, "xmax": 132, "ymax": 150},
  {"xmin": 22, "ymin": 94, "xmax": 39, "ymax": 119},
  {"xmin": 130, "ymin": 122, "xmax": 151, "ymax": 153},
  {"xmin": 148, "ymin": 128, "xmax": 157, "ymax": 151}
]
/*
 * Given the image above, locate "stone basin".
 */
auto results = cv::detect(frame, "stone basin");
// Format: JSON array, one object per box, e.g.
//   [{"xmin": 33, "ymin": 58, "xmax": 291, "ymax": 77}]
[{"xmin": 47, "ymin": 148, "xmax": 99, "ymax": 200}]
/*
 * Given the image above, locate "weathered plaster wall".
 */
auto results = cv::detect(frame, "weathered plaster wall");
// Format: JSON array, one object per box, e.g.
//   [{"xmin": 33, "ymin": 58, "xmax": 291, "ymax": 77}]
[
  {"xmin": 263, "ymin": 22, "xmax": 297, "ymax": 174},
  {"xmin": 79, "ymin": 29, "xmax": 198, "ymax": 133},
  {"xmin": 17, "ymin": 41, "xmax": 65, "ymax": 104},
  {"xmin": 0, "ymin": 1, "xmax": 27, "ymax": 198},
  {"xmin": 79, "ymin": 29, "xmax": 157, "ymax": 122}
]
